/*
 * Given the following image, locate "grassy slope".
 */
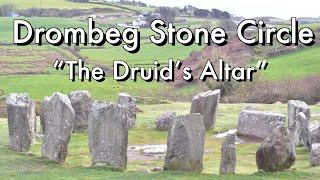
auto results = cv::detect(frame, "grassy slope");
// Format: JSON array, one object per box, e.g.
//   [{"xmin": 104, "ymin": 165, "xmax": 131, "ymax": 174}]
[
  {"xmin": 0, "ymin": 0, "xmax": 123, "ymax": 10},
  {"xmin": 1, "ymin": 103, "xmax": 320, "ymax": 179},
  {"xmin": 261, "ymin": 46, "xmax": 320, "ymax": 80}
]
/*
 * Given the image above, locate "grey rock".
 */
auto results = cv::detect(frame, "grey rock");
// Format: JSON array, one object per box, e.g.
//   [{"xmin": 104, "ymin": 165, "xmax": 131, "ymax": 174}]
[
  {"xmin": 117, "ymin": 93, "xmax": 137, "ymax": 129},
  {"xmin": 88, "ymin": 101, "xmax": 128, "ymax": 170},
  {"xmin": 69, "ymin": 90, "xmax": 93, "ymax": 132},
  {"xmin": 40, "ymin": 96, "xmax": 50, "ymax": 135},
  {"xmin": 190, "ymin": 90, "xmax": 220, "ymax": 130},
  {"xmin": 6, "ymin": 93, "xmax": 36, "ymax": 152},
  {"xmin": 164, "ymin": 113, "xmax": 205, "ymax": 173},
  {"xmin": 310, "ymin": 143, "xmax": 320, "ymax": 167},
  {"xmin": 288, "ymin": 100, "xmax": 311, "ymax": 146},
  {"xmin": 220, "ymin": 133, "xmax": 236, "ymax": 174},
  {"xmin": 237, "ymin": 110, "xmax": 285, "ymax": 139},
  {"xmin": 256, "ymin": 123, "xmax": 296, "ymax": 172},
  {"xmin": 307, "ymin": 123, "xmax": 320, "ymax": 150},
  {"xmin": 296, "ymin": 112, "xmax": 309, "ymax": 147},
  {"xmin": 41, "ymin": 93, "xmax": 75, "ymax": 163},
  {"xmin": 155, "ymin": 112, "xmax": 176, "ymax": 131}
]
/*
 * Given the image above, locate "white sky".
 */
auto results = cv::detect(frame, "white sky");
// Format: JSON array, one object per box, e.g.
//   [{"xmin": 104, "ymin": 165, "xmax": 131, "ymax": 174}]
[{"xmin": 136, "ymin": 0, "xmax": 320, "ymax": 19}]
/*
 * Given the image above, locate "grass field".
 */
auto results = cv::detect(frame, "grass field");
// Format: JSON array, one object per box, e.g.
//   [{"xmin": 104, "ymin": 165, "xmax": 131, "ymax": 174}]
[
  {"xmin": 1, "ymin": 103, "xmax": 320, "ymax": 179},
  {"xmin": 259, "ymin": 46, "xmax": 320, "ymax": 80},
  {"xmin": 0, "ymin": 0, "xmax": 125, "ymax": 10}
]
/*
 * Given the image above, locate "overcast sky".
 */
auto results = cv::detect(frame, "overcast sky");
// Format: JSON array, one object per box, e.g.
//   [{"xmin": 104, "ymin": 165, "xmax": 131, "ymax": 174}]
[{"xmin": 136, "ymin": 0, "xmax": 320, "ymax": 19}]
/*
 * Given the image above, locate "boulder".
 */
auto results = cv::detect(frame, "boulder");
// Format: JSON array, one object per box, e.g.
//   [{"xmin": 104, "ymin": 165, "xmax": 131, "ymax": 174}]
[
  {"xmin": 288, "ymin": 100, "xmax": 311, "ymax": 146},
  {"xmin": 296, "ymin": 112, "xmax": 309, "ymax": 146},
  {"xmin": 310, "ymin": 143, "xmax": 320, "ymax": 167},
  {"xmin": 88, "ymin": 101, "xmax": 128, "ymax": 170},
  {"xmin": 307, "ymin": 123, "xmax": 320, "ymax": 150},
  {"xmin": 164, "ymin": 113, "xmax": 205, "ymax": 173},
  {"xmin": 6, "ymin": 93, "xmax": 36, "ymax": 152},
  {"xmin": 237, "ymin": 110, "xmax": 285, "ymax": 139},
  {"xmin": 220, "ymin": 133, "xmax": 236, "ymax": 174},
  {"xmin": 256, "ymin": 123, "xmax": 296, "ymax": 172},
  {"xmin": 117, "ymin": 93, "xmax": 137, "ymax": 128},
  {"xmin": 69, "ymin": 90, "xmax": 93, "ymax": 132},
  {"xmin": 41, "ymin": 93, "xmax": 75, "ymax": 163},
  {"xmin": 40, "ymin": 96, "xmax": 50, "ymax": 135},
  {"xmin": 155, "ymin": 112, "xmax": 176, "ymax": 131},
  {"xmin": 190, "ymin": 90, "xmax": 220, "ymax": 130}
]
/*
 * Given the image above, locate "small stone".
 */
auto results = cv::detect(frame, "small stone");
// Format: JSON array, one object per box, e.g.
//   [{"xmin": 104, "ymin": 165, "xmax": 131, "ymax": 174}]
[
  {"xmin": 288, "ymin": 100, "xmax": 311, "ymax": 146},
  {"xmin": 307, "ymin": 123, "xmax": 320, "ymax": 150},
  {"xmin": 256, "ymin": 123, "xmax": 296, "ymax": 172},
  {"xmin": 117, "ymin": 93, "xmax": 137, "ymax": 129},
  {"xmin": 6, "ymin": 93, "xmax": 36, "ymax": 152},
  {"xmin": 88, "ymin": 101, "xmax": 128, "ymax": 170},
  {"xmin": 69, "ymin": 90, "xmax": 93, "ymax": 132},
  {"xmin": 41, "ymin": 93, "xmax": 75, "ymax": 163},
  {"xmin": 155, "ymin": 112, "xmax": 176, "ymax": 131},
  {"xmin": 190, "ymin": 90, "xmax": 220, "ymax": 130},
  {"xmin": 151, "ymin": 167, "xmax": 162, "ymax": 172},
  {"xmin": 310, "ymin": 143, "xmax": 320, "ymax": 167},
  {"xmin": 164, "ymin": 113, "xmax": 205, "ymax": 173},
  {"xmin": 220, "ymin": 133, "xmax": 236, "ymax": 174}
]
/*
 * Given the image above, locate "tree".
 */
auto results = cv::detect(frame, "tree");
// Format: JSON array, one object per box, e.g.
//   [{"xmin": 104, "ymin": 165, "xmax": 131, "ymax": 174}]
[
  {"xmin": 0, "ymin": 4, "xmax": 15, "ymax": 16},
  {"xmin": 155, "ymin": 7, "xmax": 177, "ymax": 22},
  {"xmin": 219, "ymin": 19, "xmax": 237, "ymax": 31},
  {"xmin": 194, "ymin": 9, "xmax": 210, "ymax": 18}
]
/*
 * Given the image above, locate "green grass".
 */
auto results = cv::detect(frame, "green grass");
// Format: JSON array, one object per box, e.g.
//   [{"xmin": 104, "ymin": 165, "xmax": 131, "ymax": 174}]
[
  {"xmin": 0, "ymin": 0, "xmax": 124, "ymax": 10},
  {"xmin": 259, "ymin": 46, "xmax": 320, "ymax": 80},
  {"xmin": 1, "ymin": 103, "xmax": 320, "ymax": 179},
  {"xmin": 0, "ymin": 74, "xmax": 172, "ymax": 102}
]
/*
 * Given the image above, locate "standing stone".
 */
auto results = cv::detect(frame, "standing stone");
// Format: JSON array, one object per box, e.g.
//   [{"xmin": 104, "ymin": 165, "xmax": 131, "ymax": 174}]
[
  {"xmin": 164, "ymin": 113, "xmax": 205, "ymax": 173},
  {"xmin": 69, "ymin": 90, "xmax": 93, "ymax": 132},
  {"xmin": 41, "ymin": 93, "xmax": 75, "ymax": 163},
  {"xmin": 220, "ymin": 133, "xmax": 236, "ymax": 174},
  {"xmin": 88, "ymin": 101, "xmax": 128, "ymax": 170},
  {"xmin": 6, "ymin": 93, "xmax": 36, "ymax": 152},
  {"xmin": 237, "ymin": 110, "xmax": 285, "ymax": 139},
  {"xmin": 40, "ymin": 96, "xmax": 50, "ymax": 135},
  {"xmin": 190, "ymin": 89, "xmax": 220, "ymax": 130},
  {"xmin": 307, "ymin": 123, "xmax": 320, "ymax": 150},
  {"xmin": 296, "ymin": 112, "xmax": 309, "ymax": 146},
  {"xmin": 117, "ymin": 93, "xmax": 137, "ymax": 129},
  {"xmin": 256, "ymin": 123, "xmax": 296, "ymax": 172},
  {"xmin": 310, "ymin": 143, "xmax": 320, "ymax": 167},
  {"xmin": 288, "ymin": 100, "xmax": 311, "ymax": 146},
  {"xmin": 155, "ymin": 112, "xmax": 176, "ymax": 131}
]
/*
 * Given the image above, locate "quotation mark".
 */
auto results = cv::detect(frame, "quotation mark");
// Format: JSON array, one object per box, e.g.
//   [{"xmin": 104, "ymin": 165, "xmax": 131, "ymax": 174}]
[
  {"xmin": 53, "ymin": 59, "xmax": 66, "ymax": 70},
  {"xmin": 256, "ymin": 60, "xmax": 268, "ymax": 70},
  {"xmin": 175, "ymin": 60, "xmax": 182, "ymax": 69}
]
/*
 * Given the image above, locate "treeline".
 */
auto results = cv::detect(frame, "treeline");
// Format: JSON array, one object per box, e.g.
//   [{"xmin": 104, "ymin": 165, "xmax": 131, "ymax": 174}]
[
  {"xmin": 18, "ymin": 8, "xmax": 115, "ymax": 17},
  {"xmin": 0, "ymin": 4, "xmax": 15, "ymax": 16},
  {"xmin": 193, "ymin": 8, "xmax": 231, "ymax": 19},
  {"xmin": 118, "ymin": 0, "xmax": 148, "ymax": 7}
]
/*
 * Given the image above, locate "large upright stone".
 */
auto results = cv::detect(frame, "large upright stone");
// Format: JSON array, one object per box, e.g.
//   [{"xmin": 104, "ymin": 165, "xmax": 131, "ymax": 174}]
[
  {"xmin": 117, "ymin": 93, "xmax": 137, "ymax": 129},
  {"xmin": 190, "ymin": 89, "xmax": 220, "ymax": 130},
  {"xmin": 69, "ymin": 90, "xmax": 93, "ymax": 132},
  {"xmin": 41, "ymin": 93, "xmax": 75, "ymax": 163},
  {"xmin": 288, "ymin": 100, "xmax": 311, "ymax": 146},
  {"xmin": 296, "ymin": 112, "xmax": 309, "ymax": 146},
  {"xmin": 307, "ymin": 123, "xmax": 320, "ymax": 150},
  {"xmin": 88, "ymin": 101, "xmax": 128, "ymax": 170},
  {"xmin": 164, "ymin": 114, "xmax": 205, "ymax": 172},
  {"xmin": 237, "ymin": 110, "xmax": 285, "ymax": 139},
  {"xmin": 256, "ymin": 123, "xmax": 296, "ymax": 172},
  {"xmin": 310, "ymin": 143, "xmax": 320, "ymax": 167},
  {"xmin": 220, "ymin": 133, "xmax": 236, "ymax": 174},
  {"xmin": 6, "ymin": 93, "xmax": 36, "ymax": 152}
]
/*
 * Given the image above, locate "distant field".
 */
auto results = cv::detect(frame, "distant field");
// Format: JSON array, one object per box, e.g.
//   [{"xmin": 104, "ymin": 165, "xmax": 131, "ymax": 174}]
[
  {"xmin": 260, "ymin": 46, "xmax": 320, "ymax": 80},
  {"xmin": 1, "ymin": 103, "xmax": 320, "ymax": 178},
  {"xmin": 0, "ymin": 0, "xmax": 124, "ymax": 10}
]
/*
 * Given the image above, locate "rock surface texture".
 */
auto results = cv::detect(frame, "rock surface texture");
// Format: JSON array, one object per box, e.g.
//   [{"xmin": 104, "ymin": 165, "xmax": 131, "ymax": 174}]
[
  {"xmin": 117, "ymin": 93, "xmax": 137, "ymax": 129},
  {"xmin": 88, "ymin": 101, "xmax": 128, "ymax": 170},
  {"xmin": 190, "ymin": 90, "xmax": 220, "ymax": 130},
  {"xmin": 256, "ymin": 124, "xmax": 296, "ymax": 172},
  {"xmin": 6, "ymin": 93, "xmax": 36, "ymax": 152},
  {"xmin": 220, "ymin": 133, "xmax": 236, "ymax": 174},
  {"xmin": 237, "ymin": 110, "xmax": 285, "ymax": 139},
  {"xmin": 288, "ymin": 100, "xmax": 311, "ymax": 146},
  {"xmin": 41, "ymin": 93, "xmax": 75, "ymax": 163},
  {"xmin": 310, "ymin": 143, "xmax": 320, "ymax": 167},
  {"xmin": 155, "ymin": 112, "xmax": 176, "ymax": 131},
  {"xmin": 69, "ymin": 90, "xmax": 93, "ymax": 132},
  {"xmin": 164, "ymin": 113, "xmax": 205, "ymax": 173}
]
